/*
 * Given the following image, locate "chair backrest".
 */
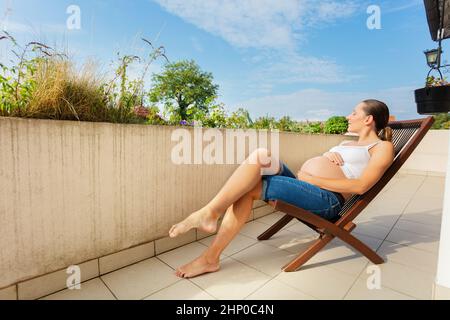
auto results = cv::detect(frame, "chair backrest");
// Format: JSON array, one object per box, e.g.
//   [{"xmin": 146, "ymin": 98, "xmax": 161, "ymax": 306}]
[{"xmin": 336, "ymin": 116, "xmax": 435, "ymax": 225}]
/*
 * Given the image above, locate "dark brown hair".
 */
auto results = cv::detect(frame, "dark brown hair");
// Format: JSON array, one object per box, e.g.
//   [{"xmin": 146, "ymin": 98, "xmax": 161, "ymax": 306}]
[{"xmin": 361, "ymin": 99, "xmax": 393, "ymax": 142}]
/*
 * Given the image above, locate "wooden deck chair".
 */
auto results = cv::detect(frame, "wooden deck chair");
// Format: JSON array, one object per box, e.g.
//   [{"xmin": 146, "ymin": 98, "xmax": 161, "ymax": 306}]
[{"xmin": 257, "ymin": 116, "xmax": 435, "ymax": 272}]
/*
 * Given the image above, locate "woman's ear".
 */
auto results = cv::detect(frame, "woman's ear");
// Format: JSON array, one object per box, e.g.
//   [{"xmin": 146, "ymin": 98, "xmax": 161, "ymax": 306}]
[{"xmin": 364, "ymin": 114, "xmax": 374, "ymax": 126}]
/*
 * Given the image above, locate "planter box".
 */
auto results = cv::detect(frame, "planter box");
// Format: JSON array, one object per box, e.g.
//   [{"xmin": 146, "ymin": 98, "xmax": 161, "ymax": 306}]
[{"xmin": 415, "ymin": 86, "xmax": 450, "ymax": 114}]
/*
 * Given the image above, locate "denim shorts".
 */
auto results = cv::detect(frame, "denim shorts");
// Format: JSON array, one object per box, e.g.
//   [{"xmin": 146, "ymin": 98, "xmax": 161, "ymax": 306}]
[{"xmin": 260, "ymin": 161, "xmax": 344, "ymax": 221}]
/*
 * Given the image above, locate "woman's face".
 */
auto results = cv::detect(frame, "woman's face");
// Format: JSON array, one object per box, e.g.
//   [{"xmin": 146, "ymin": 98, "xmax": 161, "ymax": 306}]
[{"xmin": 346, "ymin": 103, "xmax": 371, "ymax": 133}]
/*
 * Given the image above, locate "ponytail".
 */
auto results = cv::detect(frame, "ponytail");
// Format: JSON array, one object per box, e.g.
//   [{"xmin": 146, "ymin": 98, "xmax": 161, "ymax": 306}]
[{"xmin": 379, "ymin": 126, "xmax": 393, "ymax": 142}]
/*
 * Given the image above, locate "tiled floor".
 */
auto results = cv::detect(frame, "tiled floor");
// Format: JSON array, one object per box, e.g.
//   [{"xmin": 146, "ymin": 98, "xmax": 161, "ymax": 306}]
[{"xmin": 40, "ymin": 173, "xmax": 445, "ymax": 300}]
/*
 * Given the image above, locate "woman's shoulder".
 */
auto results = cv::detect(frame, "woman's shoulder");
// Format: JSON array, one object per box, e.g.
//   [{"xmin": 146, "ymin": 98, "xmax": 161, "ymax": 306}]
[
  {"xmin": 371, "ymin": 140, "xmax": 395, "ymax": 156},
  {"xmin": 376, "ymin": 140, "xmax": 394, "ymax": 148}
]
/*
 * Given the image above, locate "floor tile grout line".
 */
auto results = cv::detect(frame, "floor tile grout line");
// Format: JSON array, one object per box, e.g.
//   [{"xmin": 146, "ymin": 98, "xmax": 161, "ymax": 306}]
[
  {"xmin": 341, "ymin": 261, "xmax": 370, "ymax": 300},
  {"xmin": 98, "ymin": 254, "xmax": 181, "ymax": 300},
  {"xmin": 185, "ymin": 280, "xmax": 219, "ymax": 300},
  {"xmin": 226, "ymin": 251, "xmax": 326, "ymax": 300},
  {"xmin": 376, "ymin": 267, "xmax": 433, "ymax": 300},
  {"xmin": 376, "ymin": 252, "xmax": 437, "ymax": 276},
  {"xmin": 129, "ymin": 215, "xmax": 275, "ymax": 299},
  {"xmin": 380, "ymin": 177, "xmax": 426, "ymax": 242},
  {"xmin": 343, "ymin": 177, "xmax": 433, "ymax": 300},
  {"xmin": 19, "ymin": 177, "xmax": 444, "ymax": 301},
  {"xmin": 379, "ymin": 236, "xmax": 440, "ymax": 256},
  {"xmin": 373, "ymin": 176, "xmax": 428, "ymax": 249},
  {"xmin": 35, "ymin": 276, "xmax": 98, "ymax": 300},
  {"xmin": 341, "ymin": 260, "xmax": 422, "ymax": 300},
  {"xmin": 96, "ymin": 254, "xmax": 158, "ymax": 278},
  {"xmin": 198, "ymin": 234, "xmax": 259, "ymax": 257},
  {"xmin": 268, "ymin": 270, "xmax": 329, "ymax": 300},
  {"xmin": 139, "ymin": 278, "xmax": 185, "ymax": 300},
  {"xmin": 398, "ymin": 215, "xmax": 443, "ymax": 228},
  {"xmin": 99, "ymin": 276, "xmax": 119, "ymax": 300},
  {"xmin": 343, "ymin": 177, "xmax": 426, "ymax": 300},
  {"xmin": 381, "ymin": 238, "xmax": 439, "ymax": 255},
  {"xmin": 242, "ymin": 272, "xmax": 321, "ymax": 300}
]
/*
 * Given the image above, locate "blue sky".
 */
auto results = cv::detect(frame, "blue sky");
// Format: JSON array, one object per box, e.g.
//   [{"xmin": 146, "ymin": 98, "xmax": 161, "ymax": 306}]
[{"xmin": 0, "ymin": 0, "xmax": 443, "ymax": 121}]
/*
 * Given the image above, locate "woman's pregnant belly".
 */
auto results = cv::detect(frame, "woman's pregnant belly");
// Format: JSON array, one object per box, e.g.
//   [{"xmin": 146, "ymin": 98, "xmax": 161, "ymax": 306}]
[{"xmin": 300, "ymin": 156, "xmax": 353, "ymax": 201}]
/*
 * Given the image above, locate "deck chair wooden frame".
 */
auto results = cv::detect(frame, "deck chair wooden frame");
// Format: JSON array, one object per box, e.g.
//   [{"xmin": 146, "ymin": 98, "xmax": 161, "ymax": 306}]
[{"xmin": 257, "ymin": 116, "xmax": 435, "ymax": 272}]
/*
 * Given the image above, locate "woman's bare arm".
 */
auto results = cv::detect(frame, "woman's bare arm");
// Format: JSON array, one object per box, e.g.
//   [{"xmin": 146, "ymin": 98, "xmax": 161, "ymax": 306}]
[{"xmin": 297, "ymin": 173, "xmax": 365, "ymax": 194}]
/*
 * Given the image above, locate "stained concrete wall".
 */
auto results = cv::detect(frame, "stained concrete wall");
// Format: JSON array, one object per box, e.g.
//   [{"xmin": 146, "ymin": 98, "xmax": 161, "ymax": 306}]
[
  {"xmin": 0, "ymin": 117, "xmax": 348, "ymax": 288},
  {"xmin": 1, "ymin": 116, "xmax": 447, "ymax": 288}
]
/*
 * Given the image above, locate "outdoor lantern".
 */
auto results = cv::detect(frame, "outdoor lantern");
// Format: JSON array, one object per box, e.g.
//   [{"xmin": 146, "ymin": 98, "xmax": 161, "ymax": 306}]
[{"xmin": 424, "ymin": 48, "xmax": 442, "ymax": 68}]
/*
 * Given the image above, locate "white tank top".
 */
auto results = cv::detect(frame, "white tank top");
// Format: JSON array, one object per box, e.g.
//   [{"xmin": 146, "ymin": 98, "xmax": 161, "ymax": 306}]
[{"xmin": 328, "ymin": 140, "xmax": 382, "ymax": 179}]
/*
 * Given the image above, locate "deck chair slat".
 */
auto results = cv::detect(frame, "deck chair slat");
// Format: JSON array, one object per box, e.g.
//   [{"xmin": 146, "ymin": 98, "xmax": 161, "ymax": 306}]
[{"xmin": 338, "ymin": 121, "xmax": 421, "ymax": 217}]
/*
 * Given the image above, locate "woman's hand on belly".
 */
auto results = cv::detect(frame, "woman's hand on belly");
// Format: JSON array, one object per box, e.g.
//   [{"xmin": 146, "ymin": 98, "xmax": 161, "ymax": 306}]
[{"xmin": 323, "ymin": 152, "xmax": 344, "ymax": 166}]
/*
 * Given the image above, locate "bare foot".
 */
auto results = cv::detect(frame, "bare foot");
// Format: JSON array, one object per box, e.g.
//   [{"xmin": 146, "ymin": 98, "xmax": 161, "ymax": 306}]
[
  {"xmin": 175, "ymin": 255, "xmax": 220, "ymax": 278},
  {"xmin": 169, "ymin": 207, "xmax": 218, "ymax": 238}
]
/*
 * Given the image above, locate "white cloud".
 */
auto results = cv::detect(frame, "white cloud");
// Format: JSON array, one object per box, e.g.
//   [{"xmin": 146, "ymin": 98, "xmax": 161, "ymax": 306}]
[
  {"xmin": 153, "ymin": 0, "xmax": 358, "ymax": 50},
  {"xmin": 251, "ymin": 51, "xmax": 360, "ymax": 86},
  {"xmin": 305, "ymin": 0, "xmax": 358, "ymax": 27},
  {"xmin": 232, "ymin": 86, "xmax": 422, "ymax": 121},
  {"xmin": 153, "ymin": 0, "xmax": 361, "ymax": 87},
  {"xmin": 306, "ymin": 108, "xmax": 335, "ymax": 117},
  {"xmin": 383, "ymin": 0, "xmax": 422, "ymax": 14}
]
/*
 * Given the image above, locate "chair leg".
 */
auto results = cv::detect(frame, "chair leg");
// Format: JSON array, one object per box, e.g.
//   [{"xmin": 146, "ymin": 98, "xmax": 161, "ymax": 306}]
[
  {"xmin": 283, "ymin": 235, "xmax": 334, "ymax": 272},
  {"xmin": 257, "ymin": 214, "xmax": 293, "ymax": 240},
  {"xmin": 343, "ymin": 234, "xmax": 384, "ymax": 265},
  {"xmin": 274, "ymin": 201, "xmax": 384, "ymax": 266},
  {"xmin": 282, "ymin": 221, "xmax": 358, "ymax": 272}
]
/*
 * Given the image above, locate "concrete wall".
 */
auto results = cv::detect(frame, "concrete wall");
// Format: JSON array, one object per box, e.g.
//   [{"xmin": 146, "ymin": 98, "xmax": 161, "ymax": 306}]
[
  {"xmin": 1, "ymin": 116, "xmax": 447, "ymax": 289},
  {"xmin": 436, "ymin": 133, "xmax": 450, "ymax": 297},
  {"xmin": 0, "ymin": 117, "xmax": 348, "ymax": 289},
  {"xmin": 399, "ymin": 130, "xmax": 449, "ymax": 176}
]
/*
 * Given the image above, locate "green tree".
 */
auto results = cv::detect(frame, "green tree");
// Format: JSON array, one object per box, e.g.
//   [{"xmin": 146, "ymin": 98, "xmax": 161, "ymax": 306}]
[{"xmin": 149, "ymin": 60, "xmax": 219, "ymax": 121}]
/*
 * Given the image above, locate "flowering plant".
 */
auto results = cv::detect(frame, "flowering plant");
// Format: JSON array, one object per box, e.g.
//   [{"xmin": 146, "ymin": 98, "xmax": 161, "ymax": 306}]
[{"xmin": 426, "ymin": 75, "xmax": 450, "ymax": 87}]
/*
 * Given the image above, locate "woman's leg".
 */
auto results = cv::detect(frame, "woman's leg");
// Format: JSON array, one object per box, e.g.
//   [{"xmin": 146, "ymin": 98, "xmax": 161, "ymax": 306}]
[
  {"xmin": 169, "ymin": 148, "xmax": 279, "ymax": 238},
  {"xmin": 176, "ymin": 180, "xmax": 262, "ymax": 278}
]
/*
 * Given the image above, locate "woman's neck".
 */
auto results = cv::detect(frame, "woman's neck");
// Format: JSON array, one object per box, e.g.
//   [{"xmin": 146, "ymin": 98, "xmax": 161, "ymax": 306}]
[{"xmin": 357, "ymin": 131, "xmax": 380, "ymax": 144}]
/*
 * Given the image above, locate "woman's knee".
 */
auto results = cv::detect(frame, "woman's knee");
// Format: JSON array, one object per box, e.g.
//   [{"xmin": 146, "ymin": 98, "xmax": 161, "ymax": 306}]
[{"xmin": 248, "ymin": 148, "xmax": 278, "ymax": 168}]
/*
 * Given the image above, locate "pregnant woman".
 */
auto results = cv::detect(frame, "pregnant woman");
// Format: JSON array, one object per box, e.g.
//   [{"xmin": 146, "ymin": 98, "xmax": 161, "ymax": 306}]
[{"xmin": 169, "ymin": 99, "xmax": 395, "ymax": 278}]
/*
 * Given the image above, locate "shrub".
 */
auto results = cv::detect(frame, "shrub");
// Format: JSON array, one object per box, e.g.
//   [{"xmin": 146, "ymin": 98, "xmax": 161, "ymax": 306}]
[
  {"xmin": 193, "ymin": 103, "xmax": 228, "ymax": 128},
  {"xmin": 276, "ymin": 116, "xmax": 301, "ymax": 132},
  {"xmin": 251, "ymin": 115, "xmax": 278, "ymax": 130},
  {"xmin": 302, "ymin": 121, "xmax": 323, "ymax": 134},
  {"xmin": 226, "ymin": 108, "xmax": 253, "ymax": 129},
  {"xmin": 324, "ymin": 116, "xmax": 348, "ymax": 134},
  {"xmin": 24, "ymin": 58, "xmax": 109, "ymax": 122}
]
